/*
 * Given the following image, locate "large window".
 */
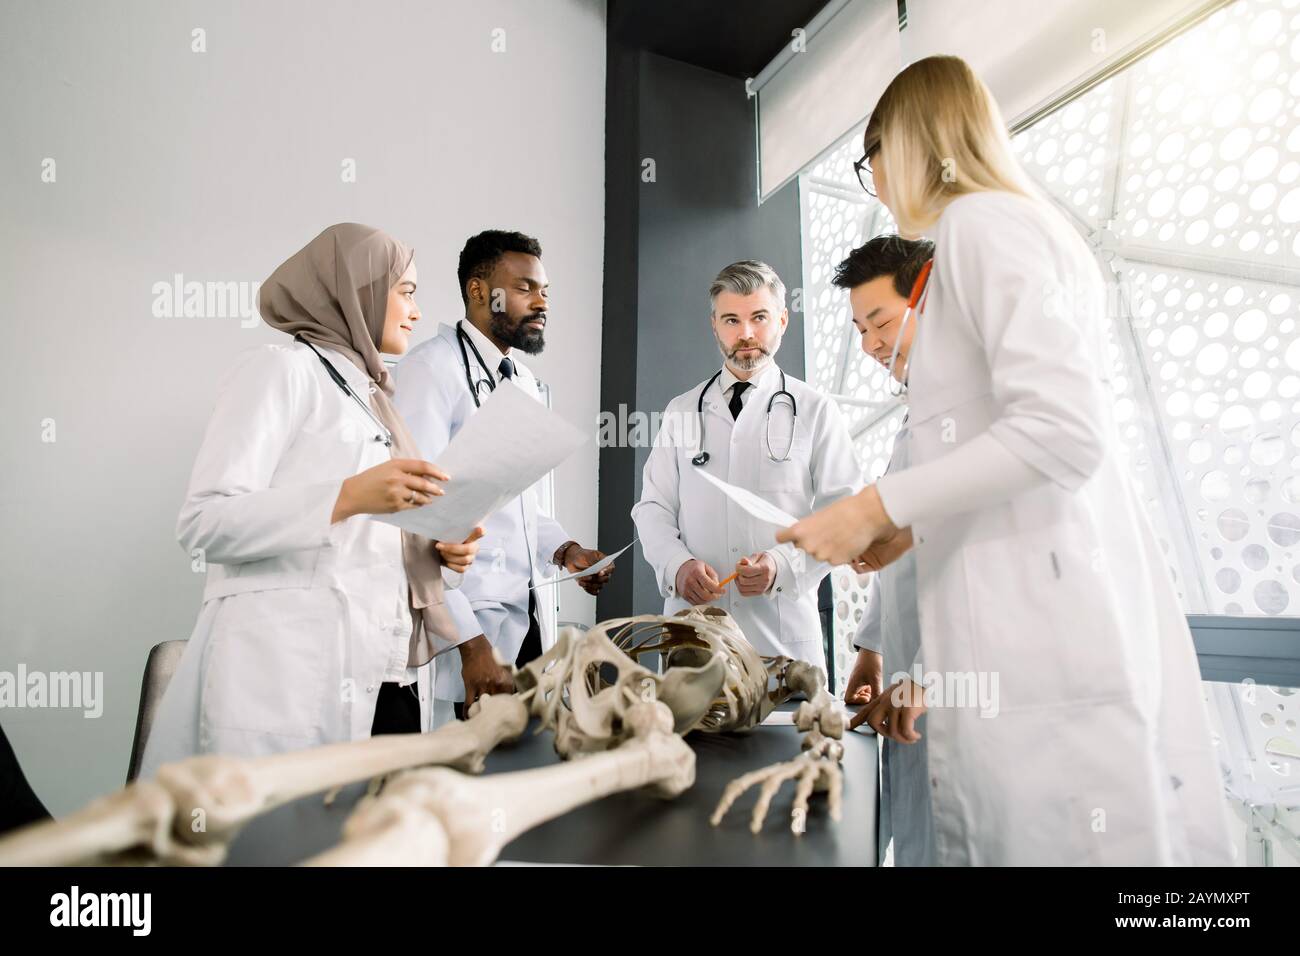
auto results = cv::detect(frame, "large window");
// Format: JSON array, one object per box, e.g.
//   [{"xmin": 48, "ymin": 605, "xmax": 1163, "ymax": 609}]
[{"xmin": 800, "ymin": 0, "xmax": 1299, "ymax": 863}]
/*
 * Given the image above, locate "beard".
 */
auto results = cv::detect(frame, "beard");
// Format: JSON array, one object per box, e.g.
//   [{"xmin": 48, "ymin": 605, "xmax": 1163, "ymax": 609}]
[
  {"xmin": 716, "ymin": 332, "xmax": 778, "ymax": 372},
  {"xmin": 490, "ymin": 309, "xmax": 547, "ymax": 355}
]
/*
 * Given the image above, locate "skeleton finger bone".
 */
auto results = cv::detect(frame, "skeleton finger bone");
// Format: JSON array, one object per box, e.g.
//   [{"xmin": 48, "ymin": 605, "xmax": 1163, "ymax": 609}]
[
  {"xmin": 711, "ymin": 747, "xmax": 844, "ymax": 835},
  {"xmin": 749, "ymin": 762, "xmax": 809, "ymax": 835}
]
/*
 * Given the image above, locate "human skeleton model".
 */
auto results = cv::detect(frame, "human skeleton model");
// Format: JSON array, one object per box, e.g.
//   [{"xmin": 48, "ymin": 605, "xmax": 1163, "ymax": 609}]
[
  {"xmin": 595, "ymin": 605, "xmax": 846, "ymax": 829},
  {"xmin": 0, "ymin": 608, "xmax": 845, "ymax": 867}
]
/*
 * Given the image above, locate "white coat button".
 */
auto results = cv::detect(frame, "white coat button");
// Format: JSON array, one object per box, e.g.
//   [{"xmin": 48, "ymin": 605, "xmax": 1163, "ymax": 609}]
[
  {"xmin": 731, "ymin": 548, "xmax": 738, "ymax": 554},
  {"xmin": 931, "ymin": 776, "xmax": 938, "ymax": 788},
  {"xmin": 366, "ymin": 684, "xmax": 376, "ymax": 693}
]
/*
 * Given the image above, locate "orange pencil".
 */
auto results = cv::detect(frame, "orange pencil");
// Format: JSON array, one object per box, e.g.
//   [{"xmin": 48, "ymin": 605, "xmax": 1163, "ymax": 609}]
[{"xmin": 718, "ymin": 570, "xmax": 740, "ymax": 588}]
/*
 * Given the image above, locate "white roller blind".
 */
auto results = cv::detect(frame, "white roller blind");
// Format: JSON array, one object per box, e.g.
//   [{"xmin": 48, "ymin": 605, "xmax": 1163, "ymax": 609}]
[
  {"xmin": 756, "ymin": 0, "xmax": 901, "ymax": 201},
  {"xmin": 899, "ymin": 0, "xmax": 1232, "ymax": 127},
  {"xmin": 755, "ymin": 0, "xmax": 1232, "ymax": 201}
]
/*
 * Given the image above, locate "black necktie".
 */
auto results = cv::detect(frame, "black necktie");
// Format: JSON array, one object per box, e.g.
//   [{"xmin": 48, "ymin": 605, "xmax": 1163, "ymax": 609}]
[
  {"xmin": 728, "ymin": 381, "xmax": 750, "ymax": 420},
  {"xmin": 498, "ymin": 357, "xmax": 515, "ymax": 381}
]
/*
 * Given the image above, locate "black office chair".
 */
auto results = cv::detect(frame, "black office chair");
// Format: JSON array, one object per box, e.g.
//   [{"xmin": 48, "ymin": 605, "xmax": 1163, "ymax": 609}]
[
  {"xmin": 124, "ymin": 640, "xmax": 187, "ymax": 783},
  {"xmin": 0, "ymin": 721, "xmax": 50, "ymax": 834}
]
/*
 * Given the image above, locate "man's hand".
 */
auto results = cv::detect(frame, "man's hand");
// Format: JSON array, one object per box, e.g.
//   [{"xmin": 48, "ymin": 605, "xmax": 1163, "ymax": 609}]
[
  {"xmin": 844, "ymin": 648, "xmax": 883, "ymax": 707},
  {"xmin": 854, "ymin": 677, "xmax": 927, "ymax": 743},
  {"xmin": 849, "ymin": 526, "xmax": 914, "ymax": 574},
  {"xmin": 458, "ymin": 634, "xmax": 513, "ymax": 711},
  {"xmin": 435, "ymin": 525, "xmax": 486, "ymax": 574},
  {"xmin": 675, "ymin": 559, "xmax": 724, "ymax": 606},
  {"xmin": 734, "ymin": 551, "xmax": 777, "ymax": 597},
  {"xmin": 555, "ymin": 542, "xmax": 613, "ymax": 596}
]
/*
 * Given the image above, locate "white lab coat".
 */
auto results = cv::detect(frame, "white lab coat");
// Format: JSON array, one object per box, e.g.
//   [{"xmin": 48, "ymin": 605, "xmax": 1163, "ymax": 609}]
[
  {"xmin": 138, "ymin": 342, "xmax": 459, "ymax": 776},
  {"xmin": 633, "ymin": 365, "xmax": 862, "ymax": 671},
  {"xmin": 853, "ymin": 424, "xmax": 935, "ymax": 866},
  {"xmin": 874, "ymin": 191, "xmax": 1233, "ymax": 865},
  {"xmin": 392, "ymin": 322, "xmax": 571, "ymax": 704}
]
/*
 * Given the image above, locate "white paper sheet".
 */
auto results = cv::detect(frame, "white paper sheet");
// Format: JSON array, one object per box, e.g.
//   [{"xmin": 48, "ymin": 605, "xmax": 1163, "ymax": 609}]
[
  {"xmin": 374, "ymin": 383, "xmax": 587, "ymax": 541},
  {"xmin": 531, "ymin": 539, "xmax": 637, "ymax": 589},
  {"xmin": 695, "ymin": 469, "xmax": 800, "ymax": 527},
  {"xmin": 760, "ymin": 702, "xmax": 868, "ymax": 732}
]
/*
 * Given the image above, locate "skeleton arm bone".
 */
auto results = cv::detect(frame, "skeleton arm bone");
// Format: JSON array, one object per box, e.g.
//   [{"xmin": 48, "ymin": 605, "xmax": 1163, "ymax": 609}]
[{"xmin": 0, "ymin": 693, "xmax": 528, "ymax": 867}]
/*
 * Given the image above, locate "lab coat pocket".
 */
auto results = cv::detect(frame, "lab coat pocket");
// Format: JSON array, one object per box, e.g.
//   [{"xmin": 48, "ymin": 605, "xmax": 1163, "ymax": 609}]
[
  {"xmin": 776, "ymin": 592, "xmax": 826, "ymax": 668},
  {"xmin": 756, "ymin": 435, "xmax": 812, "ymax": 493},
  {"xmin": 959, "ymin": 519, "xmax": 1123, "ymax": 713},
  {"xmin": 200, "ymin": 588, "xmax": 335, "ymax": 741}
]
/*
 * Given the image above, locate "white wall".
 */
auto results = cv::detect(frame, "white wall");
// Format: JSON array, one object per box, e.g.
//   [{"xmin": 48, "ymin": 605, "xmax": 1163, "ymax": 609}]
[{"xmin": 0, "ymin": 0, "xmax": 606, "ymax": 814}]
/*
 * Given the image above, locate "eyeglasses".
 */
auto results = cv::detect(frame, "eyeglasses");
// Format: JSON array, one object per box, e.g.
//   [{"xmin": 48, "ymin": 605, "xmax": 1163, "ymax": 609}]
[{"xmin": 854, "ymin": 150, "xmax": 877, "ymax": 198}]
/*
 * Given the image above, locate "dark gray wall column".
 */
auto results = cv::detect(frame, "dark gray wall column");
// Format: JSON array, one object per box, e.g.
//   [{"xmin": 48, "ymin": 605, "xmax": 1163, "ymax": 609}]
[{"xmin": 598, "ymin": 49, "xmax": 804, "ymax": 619}]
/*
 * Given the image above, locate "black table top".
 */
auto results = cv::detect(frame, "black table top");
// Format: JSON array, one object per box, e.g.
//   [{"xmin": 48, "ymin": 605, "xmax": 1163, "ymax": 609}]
[{"xmin": 226, "ymin": 708, "xmax": 878, "ymax": 867}]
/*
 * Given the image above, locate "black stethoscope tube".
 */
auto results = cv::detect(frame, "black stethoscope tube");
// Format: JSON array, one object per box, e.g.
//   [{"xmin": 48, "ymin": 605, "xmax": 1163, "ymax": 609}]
[
  {"xmin": 456, "ymin": 320, "xmax": 497, "ymax": 407},
  {"xmin": 295, "ymin": 334, "xmax": 393, "ymax": 447},
  {"xmin": 691, "ymin": 368, "xmax": 797, "ymax": 467}
]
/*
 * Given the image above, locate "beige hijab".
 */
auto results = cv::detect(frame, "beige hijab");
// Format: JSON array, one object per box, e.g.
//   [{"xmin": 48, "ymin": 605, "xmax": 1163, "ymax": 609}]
[{"xmin": 259, "ymin": 222, "xmax": 457, "ymax": 667}]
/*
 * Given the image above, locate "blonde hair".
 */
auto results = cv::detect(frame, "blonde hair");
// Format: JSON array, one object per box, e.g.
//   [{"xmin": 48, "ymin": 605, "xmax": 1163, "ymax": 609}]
[{"xmin": 863, "ymin": 55, "xmax": 1036, "ymax": 236}]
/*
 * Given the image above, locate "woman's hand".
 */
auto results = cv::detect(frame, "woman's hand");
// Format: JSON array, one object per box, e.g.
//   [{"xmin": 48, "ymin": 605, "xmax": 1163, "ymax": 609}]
[
  {"xmin": 332, "ymin": 459, "xmax": 449, "ymax": 522},
  {"xmin": 776, "ymin": 485, "xmax": 897, "ymax": 566},
  {"xmin": 435, "ymin": 526, "xmax": 485, "ymax": 574}
]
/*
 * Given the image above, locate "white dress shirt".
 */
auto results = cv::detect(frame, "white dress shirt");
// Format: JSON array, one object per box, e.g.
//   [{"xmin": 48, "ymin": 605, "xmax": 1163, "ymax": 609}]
[{"xmin": 392, "ymin": 321, "xmax": 572, "ymax": 704}]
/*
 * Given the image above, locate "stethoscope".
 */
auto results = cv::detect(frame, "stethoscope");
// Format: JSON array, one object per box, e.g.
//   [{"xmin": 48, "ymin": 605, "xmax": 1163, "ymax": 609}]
[
  {"xmin": 296, "ymin": 334, "xmax": 393, "ymax": 447},
  {"xmin": 886, "ymin": 258, "xmax": 934, "ymax": 396},
  {"xmin": 691, "ymin": 368, "xmax": 798, "ymax": 467},
  {"xmin": 456, "ymin": 320, "xmax": 497, "ymax": 407}
]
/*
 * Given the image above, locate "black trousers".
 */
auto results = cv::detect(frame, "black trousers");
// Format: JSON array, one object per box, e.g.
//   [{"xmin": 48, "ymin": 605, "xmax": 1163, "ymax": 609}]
[
  {"xmin": 370, "ymin": 681, "xmax": 422, "ymax": 736},
  {"xmin": 453, "ymin": 591, "xmax": 541, "ymax": 721}
]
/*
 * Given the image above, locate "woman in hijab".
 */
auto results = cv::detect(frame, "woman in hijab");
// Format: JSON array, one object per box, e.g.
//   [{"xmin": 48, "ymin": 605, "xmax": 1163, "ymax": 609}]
[{"xmin": 138, "ymin": 223, "xmax": 484, "ymax": 775}]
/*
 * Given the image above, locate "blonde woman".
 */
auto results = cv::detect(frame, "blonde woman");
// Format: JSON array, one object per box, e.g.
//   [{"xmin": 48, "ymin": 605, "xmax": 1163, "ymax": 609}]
[{"xmin": 780, "ymin": 57, "xmax": 1232, "ymax": 865}]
